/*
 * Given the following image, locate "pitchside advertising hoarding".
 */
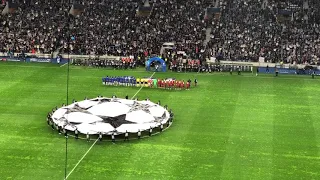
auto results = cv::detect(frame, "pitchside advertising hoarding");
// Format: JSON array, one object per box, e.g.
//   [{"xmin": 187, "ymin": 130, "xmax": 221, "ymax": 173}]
[
  {"xmin": 258, "ymin": 67, "xmax": 320, "ymax": 75},
  {"xmin": 28, "ymin": 58, "xmax": 52, "ymax": 63},
  {"xmin": 0, "ymin": 56, "xmax": 69, "ymax": 64},
  {"xmin": 0, "ymin": 57, "xmax": 22, "ymax": 62},
  {"xmin": 26, "ymin": 57, "xmax": 68, "ymax": 64}
]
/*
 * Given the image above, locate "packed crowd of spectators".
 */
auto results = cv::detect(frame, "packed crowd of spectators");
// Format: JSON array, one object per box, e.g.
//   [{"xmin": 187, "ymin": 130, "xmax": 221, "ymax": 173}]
[
  {"xmin": 1, "ymin": 0, "xmax": 320, "ymax": 65},
  {"xmin": 73, "ymin": 58, "xmax": 137, "ymax": 69},
  {"xmin": 0, "ymin": 0, "xmax": 211, "ymax": 59},
  {"xmin": 206, "ymin": 0, "xmax": 320, "ymax": 64},
  {"xmin": 0, "ymin": 0, "xmax": 70, "ymax": 54}
]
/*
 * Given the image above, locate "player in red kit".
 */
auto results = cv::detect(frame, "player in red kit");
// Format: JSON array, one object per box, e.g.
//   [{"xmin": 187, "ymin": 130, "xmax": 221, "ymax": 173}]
[
  {"xmin": 170, "ymin": 80, "xmax": 174, "ymax": 90},
  {"xmin": 176, "ymin": 81, "xmax": 180, "ymax": 90},
  {"xmin": 160, "ymin": 79, "xmax": 163, "ymax": 88},
  {"xmin": 186, "ymin": 81, "xmax": 190, "ymax": 90},
  {"xmin": 178, "ymin": 80, "xmax": 182, "ymax": 90}
]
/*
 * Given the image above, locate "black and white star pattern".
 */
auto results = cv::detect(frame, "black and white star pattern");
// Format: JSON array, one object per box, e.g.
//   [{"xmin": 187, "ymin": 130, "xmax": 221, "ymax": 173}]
[
  {"xmin": 98, "ymin": 114, "xmax": 134, "ymax": 128},
  {"xmin": 127, "ymin": 101, "xmax": 155, "ymax": 114},
  {"xmin": 51, "ymin": 98, "xmax": 170, "ymax": 134}
]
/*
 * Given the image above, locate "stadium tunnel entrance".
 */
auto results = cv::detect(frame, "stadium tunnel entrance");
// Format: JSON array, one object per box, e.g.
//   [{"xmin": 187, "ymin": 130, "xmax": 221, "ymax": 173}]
[{"xmin": 146, "ymin": 57, "xmax": 166, "ymax": 72}]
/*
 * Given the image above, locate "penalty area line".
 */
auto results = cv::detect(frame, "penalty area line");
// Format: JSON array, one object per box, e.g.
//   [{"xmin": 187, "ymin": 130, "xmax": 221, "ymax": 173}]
[
  {"xmin": 131, "ymin": 72, "xmax": 156, "ymax": 100},
  {"xmin": 64, "ymin": 71, "xmax": 155, "ymax": 180},
  {"xmin": 64, "ymin": 138, "xmax": 99, "ymax": 180}
]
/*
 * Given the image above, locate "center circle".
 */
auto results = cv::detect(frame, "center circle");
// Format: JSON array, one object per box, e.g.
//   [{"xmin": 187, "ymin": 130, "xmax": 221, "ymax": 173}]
[{"xmin": 49, "ymin": 97, "xmax": 172, "ymax": 140}]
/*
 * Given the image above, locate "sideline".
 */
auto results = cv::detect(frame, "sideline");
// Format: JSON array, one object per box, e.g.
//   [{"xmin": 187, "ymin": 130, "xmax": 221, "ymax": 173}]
[
  {"xmin": 60, "ymin": 63, "xmax": 68, "ymax": 67},
  {"xmin": 64, "ymin": 138, "xmax": 99, "ymax": 180},
  {"xmin": 131, "ymin": 72, "xmax": 155, "ymax": 100}
]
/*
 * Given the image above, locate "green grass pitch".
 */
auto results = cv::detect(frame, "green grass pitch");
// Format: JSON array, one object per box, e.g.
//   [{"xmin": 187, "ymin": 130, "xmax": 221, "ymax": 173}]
[{"xmin": 0, "ymin": 62, "xmax": 320, "ymax": 180}]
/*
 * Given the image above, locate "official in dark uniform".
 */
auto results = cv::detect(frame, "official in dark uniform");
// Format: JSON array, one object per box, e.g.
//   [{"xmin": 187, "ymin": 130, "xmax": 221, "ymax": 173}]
[
  {"xmin": 170, "ymin": 110, "xmax": 174, "ymax": 122},
  {"xmin": 86, "ymin": 132, "xmax": 90, "ymax": 142},
  {"xmin": 75, "ymin": 128, "xmax": 79, "ymax": 139},
  {"xmin": 46, "ymin": 116, "xmax": 50, "ymax": 126},
  {"xmin": 125, "ymin": 95, "xmax": 129, "ymax": 99},
  {"xmin": 99, "ymin": 132, "xmax": 103, "ymax": 141},
  {"xmin": 312, "ymin": 71, "xmax": 315, "ymax": 79},
  {"xmin": 63, "ymin": 127, "xmax": 68, "ymax": 138},
  {"xmin": 138, "ymin": 130, "xmax": 141, "ymax": 139},
  {"xmin": 111, "ymin": 133, "xmax": 115, "ymax": 143},
  {"xmin": 51, "ymin": 119, "xmax": 55, "ymax": 130},
  {"xmin": 58, "ymin": 126, "xmax": 62, "ymax": 135},
  {"xmin": 125, "ymin": 130, "xmax": 129, "ymax": 141}
]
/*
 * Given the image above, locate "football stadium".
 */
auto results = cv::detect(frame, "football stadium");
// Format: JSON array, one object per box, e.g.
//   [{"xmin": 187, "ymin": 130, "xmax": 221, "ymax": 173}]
[{"xmin": 1, "ymin": 0, "xmax": 320, "ymax": 180}]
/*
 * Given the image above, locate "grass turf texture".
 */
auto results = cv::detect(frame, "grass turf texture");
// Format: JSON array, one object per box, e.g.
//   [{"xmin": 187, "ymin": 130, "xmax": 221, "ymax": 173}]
[{"xmin": 0, "ymin": 61, "xmax": 320, "ymax": 180}]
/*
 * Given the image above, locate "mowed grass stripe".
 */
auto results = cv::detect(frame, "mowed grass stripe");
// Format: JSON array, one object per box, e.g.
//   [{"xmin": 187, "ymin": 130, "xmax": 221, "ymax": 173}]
[
  {"xmin": 115, "ymin": 91, "xmax": 200, "ymax": 180},
  {"xmin": 220, "ymin": 76, "xmax": 274, "ymax": 180},
  {"xmin": 304, "ymin": 79, "xmax": 320, "ymax": 160},
  {"xmin": 4, "ymin": 66, "xmax": 71, "ymax": 179},
  {"xmin": 166, "ymin": 76, "xmax": 236, "ymax": 179},
  {"xmin": 0, "ymin": 66, "xmax": 62, "ymax": 179},
  {"xmin": 272, "ymin": 78, "xmax": 320, "ymax": 179}
]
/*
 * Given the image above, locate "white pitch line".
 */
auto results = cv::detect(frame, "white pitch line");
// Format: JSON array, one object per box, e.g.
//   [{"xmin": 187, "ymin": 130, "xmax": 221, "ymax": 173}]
[
  {"xmin": 64, "ymin": 138, "xmax": 99, "ymax": 180},
  {"xmin": 60, "ymin": 63, "xmax": 68, "ymax": 67},
  {"xmin": 131, "ymin": 71, "xmax": 156, "ymax": 100},
  {"xmin": 64, "ymin": 71, "xmax": 156, "ymax": 180}
]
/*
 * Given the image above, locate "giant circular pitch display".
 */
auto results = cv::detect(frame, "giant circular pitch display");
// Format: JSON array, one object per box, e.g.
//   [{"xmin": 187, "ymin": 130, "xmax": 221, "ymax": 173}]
[{"xmin": 51, "ymin": 97, "xmax": 171, "ymax": 135}]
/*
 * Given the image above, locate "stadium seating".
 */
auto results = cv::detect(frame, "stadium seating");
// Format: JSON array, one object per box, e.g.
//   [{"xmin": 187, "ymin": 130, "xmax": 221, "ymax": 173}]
[
  {"xmin": 1, "ymin": 0, "xmax": 319, "ymax": 64},
  {"xmin": 206, "ymin": 0, "xmax": 320, "ymax": 64}
]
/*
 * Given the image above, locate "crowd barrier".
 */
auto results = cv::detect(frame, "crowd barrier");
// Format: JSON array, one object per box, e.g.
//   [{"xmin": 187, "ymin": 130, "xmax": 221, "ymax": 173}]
[{"xmin": 258, "ymin": 67, "xmax": 320, "ymax": 75}]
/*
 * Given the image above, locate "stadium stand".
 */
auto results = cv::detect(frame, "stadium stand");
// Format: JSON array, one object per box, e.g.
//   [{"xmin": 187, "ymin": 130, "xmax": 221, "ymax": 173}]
[
  {"xmin": 0, "ymin": 0, "xmax": 319, "ymax": 65},
  {"xmin": 206, "ymin": 0, "xmax": 320, "ymax": 64}
]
